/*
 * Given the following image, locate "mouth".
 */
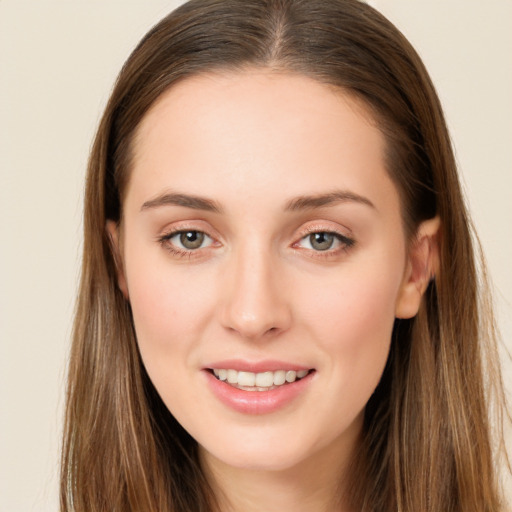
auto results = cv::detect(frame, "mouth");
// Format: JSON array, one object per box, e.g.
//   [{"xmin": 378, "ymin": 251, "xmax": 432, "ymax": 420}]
[
  {"xmin": 205, "ymin": 364, "xmax": 315, "ymax": 414},
  {"xmin": 208, "ymin": 368, "xmax": 313, "ymax": 392}
]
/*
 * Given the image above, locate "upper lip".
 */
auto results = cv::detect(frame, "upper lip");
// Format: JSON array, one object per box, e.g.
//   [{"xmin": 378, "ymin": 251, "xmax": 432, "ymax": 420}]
[{"xmin": 204, "ymin": 359, "xmax": 313, "ymax": 373}]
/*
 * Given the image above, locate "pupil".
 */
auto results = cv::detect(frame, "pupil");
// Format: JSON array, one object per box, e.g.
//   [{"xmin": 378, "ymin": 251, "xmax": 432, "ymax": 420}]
[
  {"xmin": 310, "ymin": 232, "xmax": 334, "ymax": 251},
  {"xmin": 180, "ymin": 231, "xmax": 204, "ymax": 249}
]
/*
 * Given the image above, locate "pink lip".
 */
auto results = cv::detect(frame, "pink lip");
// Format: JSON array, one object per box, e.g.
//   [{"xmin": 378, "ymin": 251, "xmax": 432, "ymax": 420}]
[
  {"xmin": 203, "ymin": 367, "xmax": 315, "ymax": 415},
  {"xmin": 204, "ymin": 359, "xmax": 311, "ymax": 373}
]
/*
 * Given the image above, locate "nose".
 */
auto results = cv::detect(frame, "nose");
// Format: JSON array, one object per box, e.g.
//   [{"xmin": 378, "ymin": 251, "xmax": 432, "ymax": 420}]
[{"xmin": 219, "ymin": 243, "xmax": 292, "ymax": 340}]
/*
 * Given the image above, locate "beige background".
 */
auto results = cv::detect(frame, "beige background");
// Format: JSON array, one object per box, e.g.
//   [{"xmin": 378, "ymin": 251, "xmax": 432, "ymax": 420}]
[{"xmin": 1, "ymin": 1, "xmax": 510, "ymax": 510}]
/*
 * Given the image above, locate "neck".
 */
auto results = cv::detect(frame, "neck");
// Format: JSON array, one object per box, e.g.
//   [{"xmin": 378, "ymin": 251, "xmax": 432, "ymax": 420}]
[{"xmin": 200, "ymin": 422, "xmax": 361, "ymax": 512}]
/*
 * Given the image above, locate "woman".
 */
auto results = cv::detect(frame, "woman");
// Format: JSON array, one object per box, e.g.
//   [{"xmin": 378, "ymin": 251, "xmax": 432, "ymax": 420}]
[{"xmin": 61, "ymin": 0, "xmax": 508, "ymax": 510}]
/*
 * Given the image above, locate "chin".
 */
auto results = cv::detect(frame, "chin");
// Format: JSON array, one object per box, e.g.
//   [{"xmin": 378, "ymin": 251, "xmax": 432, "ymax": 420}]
[
  {"xmin": 205, "ymin": 445, "xmax": 309, "ymax": 472},
  {"xmin": 197, "ymin": 426, "xmax": 336, "ymax": 473}
]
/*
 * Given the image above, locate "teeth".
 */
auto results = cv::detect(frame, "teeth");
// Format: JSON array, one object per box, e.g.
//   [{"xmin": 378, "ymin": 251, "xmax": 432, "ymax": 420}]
[
  {"xmin": 238, "ymin": 371, "xmax": 256, "ymax": 387},
  {"xmin": 273, "ymin": 370, "xmax": 286, "ymax": 385},
  {"xmin": 211, "ymin": 368, "xmax": 311, "ymax": 389},
  {"xmin": 255, "ymin": 371, "xmax": 274, "ymax": 387},
  {"xmin": 285, "ymin": 370, "xmax": 296, "ymax": 383},
  {"xmin": 213, "ymin": 369, "xmax": 227, "ymax": 381}
]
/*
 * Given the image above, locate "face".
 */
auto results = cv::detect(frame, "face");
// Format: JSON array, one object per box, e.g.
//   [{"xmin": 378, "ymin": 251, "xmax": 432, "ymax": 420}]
[{"xmin": 110, "ymin": 70, "xmax": 427, "ymax": 474}]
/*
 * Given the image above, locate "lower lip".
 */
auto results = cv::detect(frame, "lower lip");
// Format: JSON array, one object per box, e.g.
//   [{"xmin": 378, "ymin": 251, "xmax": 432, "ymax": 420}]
[{"xmin": 204, "ymin": 370, "xmax": 314, "ymax": 414}]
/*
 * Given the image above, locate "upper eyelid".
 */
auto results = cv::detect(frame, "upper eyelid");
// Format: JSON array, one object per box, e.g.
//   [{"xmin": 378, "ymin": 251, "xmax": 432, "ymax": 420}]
[
  {"xmin": 159, "ymin": 228, "xmax": 215, "ymax": 244},
  {"xmin": 294, "ymin": 221, "xmax": 354, "ymax": 239},
  {"xmin": 158, "ymin": 229, "xmax": 216, "ymax": 256},
  {"xmin": 161, "ymin": 229, "xmax": 210, "ymax": 239},
  {"xmin": 294, "ymin": 231, "xmax": 354, "ymax": 247},
  {"xmin": 157, "ymin": 220, "xmax": 219, "ymax": 238},
  {"xmin": 292, "ymin": 221, "xmax": 356, "ymax": 250},
  {"xmin": 156, "ymin": 221, "xmax": 354, "ymax": 245}
]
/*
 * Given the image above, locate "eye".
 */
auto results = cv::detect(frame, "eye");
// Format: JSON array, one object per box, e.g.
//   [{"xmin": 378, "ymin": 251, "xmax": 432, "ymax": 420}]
[
  {"xmin": 162, "ymin": 230, "xmax": 213, "ymax": 251},
  {"xmin": 297, "ymin": 231, "xmax": 354, "ymax": 252}
]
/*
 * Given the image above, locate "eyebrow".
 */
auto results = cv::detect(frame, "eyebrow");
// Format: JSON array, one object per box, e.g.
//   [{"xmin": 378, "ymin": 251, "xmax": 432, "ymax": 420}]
[
  {"xmin": 141, "ymin": 192, "xmax": 223, "ymax": 213},
  {"xmin": 285, "ymin": 190, "xmax": 375, "ymax": 211},
  {"xmin": 140, "ymin": 189, "xmax": 375, "ymax": 214}
]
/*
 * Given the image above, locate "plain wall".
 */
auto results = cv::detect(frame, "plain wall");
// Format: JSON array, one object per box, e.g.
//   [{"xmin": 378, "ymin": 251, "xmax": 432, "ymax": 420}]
[{"xmin": 1, "ymin": 1, "xmax": 510, "ymax": 510}]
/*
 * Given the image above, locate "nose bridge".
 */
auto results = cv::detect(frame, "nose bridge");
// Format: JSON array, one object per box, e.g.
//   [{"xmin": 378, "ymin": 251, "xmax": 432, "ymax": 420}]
[{"xmin": 220, "ymin": 237, "xmax": 290, "ymax": 339}]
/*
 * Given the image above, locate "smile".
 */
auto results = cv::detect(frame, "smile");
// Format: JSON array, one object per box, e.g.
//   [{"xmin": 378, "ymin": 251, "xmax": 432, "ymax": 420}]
[
  {"xmin": 211, "ymin": 368, "xmax": 311, "ymax": 391},
  {"xmin": 206, "ymin": 366, "xmax": 315, "ymax": 414}
]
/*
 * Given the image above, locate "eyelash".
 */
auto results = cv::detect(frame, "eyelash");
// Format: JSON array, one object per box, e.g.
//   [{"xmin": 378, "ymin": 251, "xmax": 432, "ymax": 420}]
[
  {"xmin": 293, "ymin": 228, "xmax": 355, "ymax": 258},
  {"xmin": 158, "ymin": 229, "xmax": 215, "ymax": 259},
  {"xmin": 157, "ymin": 227, "xmax": 356, "ymax": 260}
]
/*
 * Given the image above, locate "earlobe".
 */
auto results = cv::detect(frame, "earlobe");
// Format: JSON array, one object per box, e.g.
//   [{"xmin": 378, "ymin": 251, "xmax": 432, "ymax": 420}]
[
  {"xmin": 106, "ymin": 220, "xmax": 129, "ymax": 300},
  {"xmin": 395, "ymin": 216, "xmax": 440, "ymax": 319}
]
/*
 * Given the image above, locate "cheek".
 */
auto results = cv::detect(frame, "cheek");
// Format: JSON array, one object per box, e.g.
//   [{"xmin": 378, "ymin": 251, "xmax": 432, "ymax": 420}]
[
  {"xmin": 124, "ymin": 259, "xmax": 219, "ymax": 416},
  {"xmin": 299, "ymin": 263, "xmax": 401, "ymax": 391},
  {"xmin": 302, "ymin": 258, "xmax": 400, "ymax": 333},
  {"xmin": 123, "ymin": 248, "xmax": 216, "ymax": 362}
]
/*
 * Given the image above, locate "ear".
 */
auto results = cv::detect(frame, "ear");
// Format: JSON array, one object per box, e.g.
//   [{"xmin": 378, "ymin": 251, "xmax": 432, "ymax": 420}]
[
  {"xmin": 395, "ymin": 216, "xmax": 440, "ymax": 319},
  {"xmin": 106, "ymin": 220, "xmax": 129, "ymax": 300}
]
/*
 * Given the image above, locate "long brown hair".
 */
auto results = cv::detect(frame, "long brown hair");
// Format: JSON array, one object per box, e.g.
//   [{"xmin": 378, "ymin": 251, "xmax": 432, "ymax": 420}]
[{"xmin": 61, "ymin": 1, "xmax": 508, "ymax": 510}]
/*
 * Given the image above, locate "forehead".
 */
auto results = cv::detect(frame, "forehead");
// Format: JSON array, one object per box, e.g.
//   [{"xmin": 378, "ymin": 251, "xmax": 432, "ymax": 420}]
[
  {"xmin": 126, "ymin": 69, "xmax": 397, "ymax": 215},
  {"xmin": 134, "ymin": 69, "xmax": 380, "ymax": 155}
]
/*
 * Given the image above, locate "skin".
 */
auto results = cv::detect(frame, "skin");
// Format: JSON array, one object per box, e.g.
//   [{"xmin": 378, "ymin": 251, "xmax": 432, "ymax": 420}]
[{"xmin": 108, "ymin": 69, "xmax": 438, "ymax": 512}]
